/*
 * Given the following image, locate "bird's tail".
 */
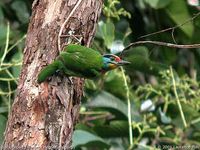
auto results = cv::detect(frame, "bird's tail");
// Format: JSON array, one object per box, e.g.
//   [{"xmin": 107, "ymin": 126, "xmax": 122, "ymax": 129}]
[{"xmin": 37, "ymin": 60, "xmax": 60, "ymax": 83}]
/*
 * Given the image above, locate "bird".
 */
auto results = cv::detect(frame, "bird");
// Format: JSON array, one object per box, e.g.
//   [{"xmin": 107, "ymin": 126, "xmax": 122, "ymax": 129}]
[{"xmin": 38, "ymin": 44, "xmax": 130, "ymax": 83}]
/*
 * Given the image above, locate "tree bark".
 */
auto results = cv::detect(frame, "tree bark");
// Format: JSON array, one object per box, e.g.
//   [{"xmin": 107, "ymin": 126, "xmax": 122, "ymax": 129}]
[{"xmin": 3, "ymin": 0, "xmax": 103, "ymax": 149}]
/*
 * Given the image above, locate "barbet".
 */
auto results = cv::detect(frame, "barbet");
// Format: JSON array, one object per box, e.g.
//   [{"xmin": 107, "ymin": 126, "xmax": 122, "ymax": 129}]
[{"xmin": 38, "ymin": 44, "xmax": 130, "ymax": 83}]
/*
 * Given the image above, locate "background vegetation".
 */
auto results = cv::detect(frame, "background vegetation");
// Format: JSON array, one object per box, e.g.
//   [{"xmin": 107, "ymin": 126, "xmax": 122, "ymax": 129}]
[{"xmin": 0, "ymin": 0, "xmax": 200, "ymax": 149}]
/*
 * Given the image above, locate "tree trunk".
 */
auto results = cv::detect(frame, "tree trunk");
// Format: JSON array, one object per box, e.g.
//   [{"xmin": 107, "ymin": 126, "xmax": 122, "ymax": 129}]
[{"xmin": 3, "ymin": 0, "xmax": 103, "ymax": 149}]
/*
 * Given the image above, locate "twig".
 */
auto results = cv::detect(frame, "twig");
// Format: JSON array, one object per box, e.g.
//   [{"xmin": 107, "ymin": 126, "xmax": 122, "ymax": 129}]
[
  {"xmin": 57, "ymin": 0, "xmax": 83, "ymax": 52},
  {"xmin": 0, "ymin": 89, "xmax": 16, "ymax": 95},
  {"xmin": 0, "ymin": 78, "xmax": 18, "ymax": 81},
  {"xmin": 138, "ymin": 12, "xmax": 200, "ymax": 39},
  {"xmin": 5, "ymin": 70, "xmax": 18, "ymax": 84},
  {"xmin": 0, "ymin": 22, "xmax": 10, "ymax": 68},
  {"xmin": 170, "ymin": 66, "xmax": 187, "ymax": 128},
  {"xmin": 85, "ymin": 114, "xmax": 111, "ymax": 121},
  {"xmin": 120, "ymin": 67, "xmax": 133, "ymax": 148},
  {"xmin": 7, "ymin": 34, "xmax": 26, "ymax": 54},
  {"xmin": 191, "ymin": 117, "xmax": 200, "ymax": 125},
  {"xmin": 8, "ymin": 81, "xmax": 11, "ymax": 115},
  {"xmin": 122, "ymin": 40, "xmax": 200, "ymax": 52},
  {"xmin": 80, "ymin": 111, "xmax": 110, "ymax": 115},
  {"xmin": 171, "ymin": 28, "xmax": 177, "ymax": 44},
  {"xmin": 0, "ymin": 62, "xmax": 22, "ymax": 72}
]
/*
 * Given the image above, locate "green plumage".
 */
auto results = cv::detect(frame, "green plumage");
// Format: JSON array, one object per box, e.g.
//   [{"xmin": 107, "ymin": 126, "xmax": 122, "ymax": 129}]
[{"xmin": 38, "ymin": 44, "xmax": 103, "ymax": 83}]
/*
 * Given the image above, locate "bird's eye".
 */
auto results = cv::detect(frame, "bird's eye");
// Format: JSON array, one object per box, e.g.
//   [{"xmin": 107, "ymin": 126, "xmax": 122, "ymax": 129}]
[{"xmin": 111, "ymin": 57, "xmax": 115, "ymax": 61}]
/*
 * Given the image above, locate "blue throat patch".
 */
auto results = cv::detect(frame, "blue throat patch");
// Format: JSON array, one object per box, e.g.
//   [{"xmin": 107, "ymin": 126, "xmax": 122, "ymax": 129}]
[{"xmin": 102, "ymin": 57, "xmax": 111, "ymax": 70}]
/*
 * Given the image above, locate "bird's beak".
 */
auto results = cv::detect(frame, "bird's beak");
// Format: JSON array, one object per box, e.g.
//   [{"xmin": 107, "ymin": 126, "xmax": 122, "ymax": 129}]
[{"xmin": 117, "ymin": 60, "xmax": 131, "ymax": 66}]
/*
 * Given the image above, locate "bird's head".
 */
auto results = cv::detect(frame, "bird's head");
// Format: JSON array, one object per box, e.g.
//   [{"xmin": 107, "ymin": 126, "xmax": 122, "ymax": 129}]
[{"xmin": 102, "ymin": 54, "xmax": 130, "ymax": 71}]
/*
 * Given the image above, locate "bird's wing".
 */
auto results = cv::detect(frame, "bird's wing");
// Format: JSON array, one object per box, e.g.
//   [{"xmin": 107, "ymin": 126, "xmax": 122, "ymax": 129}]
[{"xmin": 59, "ymin": 51, "xmax": 103, "ymax": 73}]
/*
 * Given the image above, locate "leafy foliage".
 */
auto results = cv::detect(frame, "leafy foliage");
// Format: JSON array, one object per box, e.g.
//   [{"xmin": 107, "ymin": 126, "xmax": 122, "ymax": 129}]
[
  {"xmin": 72, "ymin": 130, "xmax": 110, "ymax": 149},
  {"xmin": 0, "ymin": 0, "xmax": 27, "ymax": 144},
  {"xmin": 1, "ymin": 0, "xmax": 200, "ymax": 149}
]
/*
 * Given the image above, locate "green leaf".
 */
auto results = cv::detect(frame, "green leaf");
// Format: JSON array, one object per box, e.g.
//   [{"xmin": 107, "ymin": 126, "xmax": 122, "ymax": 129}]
[
  {"xmin": 88, "ymin": 91, "xmax": 141, "ymax": 121},
  {"xmin": 145, "ymin": 0, "xmax": 171, "ymax": 9},
  {"xmin": 0, "ymin": 7, "xmax": 4, "ymax": 22},
  {"xmin": 0, "ymin": 24, "xmax": 7, "ymax": 45},
  {"xmin": 162, "ymin": 47, "xmax": 177, "ymax": 64},
  {"xmin": 165, "ymin": 0, "xmax": 194, "ymax": 37},
  {"xmin": 84, "ymin": 79, "xmax": 99, "ymax": 92},
  {"xmin": 88, "ymin": 91, "xmax": 128, "ymax": 119},
  {"xmin": 11, "ymin": 1, "xmax": 29, "ymax": 24},
  {"xmin": 72, "ymin": 130, "xmax": 110, "ymax": 149},
  {"xmin": 124, "ymin": 55, "xmax": 169, "ymax": 76},
  {"xmin": 124, "ymin": 46, "xmax": 149, "ymax": 59},
  {"xmin": 104, "ymin": 70, "xmax": 127, "ymax": 99},
  {"xmin": 0, "ymin": 115, "xmax": 7, "ymax": 144},
  {"xmin": 97, "ymin": 20, "xmax": 115, "ymax": 49},
  {"xmin": 168, "ymin": 102, "xmax": 199, "ymax": 128},
  {"xmin": 11, "ymin": 51, "xmax": 22, "ymax": 78},
  {"xmin": 93, "ymin": 121, "xmax": 129, "ymax": 138},
  {"xmin": 158, "ymin": 107, "xmax": 171, "ymax": 124},
  {"xmin": 0, "ymin": 107, "xmax": 8, "ymax": 113},
  {"xmin": 75, "ymin": 123, "xmax": 97, "ymax": 133}
]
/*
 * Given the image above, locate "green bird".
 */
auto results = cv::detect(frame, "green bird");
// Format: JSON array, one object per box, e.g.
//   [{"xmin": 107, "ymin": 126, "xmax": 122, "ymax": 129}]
[{"xmin": 38, "ymin": 44, "xmax": 130, "ymax": 83}]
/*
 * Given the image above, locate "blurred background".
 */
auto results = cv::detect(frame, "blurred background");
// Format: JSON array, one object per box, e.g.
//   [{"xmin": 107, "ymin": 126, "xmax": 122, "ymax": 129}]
[{"xmin": 0, "ymin": 0, "xmax": 200, "ymax": 149}]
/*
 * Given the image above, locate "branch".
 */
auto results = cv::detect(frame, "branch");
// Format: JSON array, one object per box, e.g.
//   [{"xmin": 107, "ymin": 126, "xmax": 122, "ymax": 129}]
[
  {"xmin": 122, "ymin": 40, "xmax": 200, "ymax": 52},
  {"xmin": 138, "ymin": 12, "xmax": 200, "ymax": 39}
]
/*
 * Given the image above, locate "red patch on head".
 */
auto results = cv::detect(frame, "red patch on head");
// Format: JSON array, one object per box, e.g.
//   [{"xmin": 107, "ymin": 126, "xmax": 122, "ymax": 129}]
[{"xmin": 115, "ymin": 56, "xmax": 121, "ymax": 62}]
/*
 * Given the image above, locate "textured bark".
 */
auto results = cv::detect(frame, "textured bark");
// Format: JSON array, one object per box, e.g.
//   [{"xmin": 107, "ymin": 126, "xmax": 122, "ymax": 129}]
[{"xmin": 3, "ymin": 0, "xmax": 103, "ymax": 149}]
